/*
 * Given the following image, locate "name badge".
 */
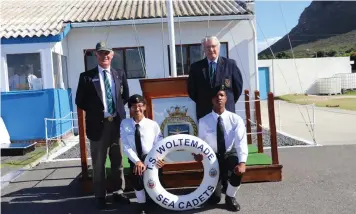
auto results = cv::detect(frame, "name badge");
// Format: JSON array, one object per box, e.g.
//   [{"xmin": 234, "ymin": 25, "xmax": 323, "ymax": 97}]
[{"xmin": 92, "ymin": 78, "xmax": 99, "ymax": 82}]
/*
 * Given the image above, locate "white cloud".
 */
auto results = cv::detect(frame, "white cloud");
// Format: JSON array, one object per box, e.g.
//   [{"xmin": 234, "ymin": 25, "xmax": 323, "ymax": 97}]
[{"xmin": 258, "ymin": 37, "xmax": 282, "ymax": 53}]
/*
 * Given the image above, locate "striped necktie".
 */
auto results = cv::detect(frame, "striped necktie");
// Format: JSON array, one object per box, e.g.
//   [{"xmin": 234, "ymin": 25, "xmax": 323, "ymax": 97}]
[{"xmin": 103, "ymin": 70, "xmax": 115, "ymax": 115}]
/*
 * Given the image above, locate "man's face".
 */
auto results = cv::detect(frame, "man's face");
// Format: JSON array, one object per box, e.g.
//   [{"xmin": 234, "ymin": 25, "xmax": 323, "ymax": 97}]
[
  {"xmin": 212, "ymin": 90, "xmax": 227, "ymax": 109},
  {"xmin": 130, "ymin": 102, "xmax": 146, "ymax": 118},
  {"xmin": 95, "ymin": 50, "xmax": 114, "ymax": 68},
  {"xmin": 203, "ymin": 39, "xmax": 220, "ymax": 61}
]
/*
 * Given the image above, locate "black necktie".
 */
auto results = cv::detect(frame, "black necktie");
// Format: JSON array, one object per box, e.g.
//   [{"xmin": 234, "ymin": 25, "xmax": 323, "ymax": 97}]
[
  {"xmin": 209, "ymin": 62, "xmax": 214, "ymax": 87},
  {"xmin": 217, "ymin": 116, "xmax": 226, "ymax": 157},
  {"xmin": 135, "ymin": 124, "xmax": 143, "ymax": 160}
]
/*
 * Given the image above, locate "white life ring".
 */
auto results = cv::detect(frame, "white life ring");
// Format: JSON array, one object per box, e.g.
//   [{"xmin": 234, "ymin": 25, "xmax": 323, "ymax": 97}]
[{"xmin": 143, "ymin": 134, "xmax": 219, "ymax": 211}]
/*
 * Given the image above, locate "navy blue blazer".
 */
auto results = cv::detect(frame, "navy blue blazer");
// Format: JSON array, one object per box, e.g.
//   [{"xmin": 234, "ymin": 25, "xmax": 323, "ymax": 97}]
[
  {"xmin": 188, "ymin": 57, "xmax": 243, "ymax": 120},
  {"xmin": 75, "ymin": 67, "xmax": 129, "ymax": 141}
]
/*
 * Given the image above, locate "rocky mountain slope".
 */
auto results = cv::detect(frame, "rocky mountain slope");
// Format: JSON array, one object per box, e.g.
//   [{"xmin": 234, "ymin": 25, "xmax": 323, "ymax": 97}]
[{"xmin": 259, "ymin": 1, "xmax": 356, "ymax": 58}]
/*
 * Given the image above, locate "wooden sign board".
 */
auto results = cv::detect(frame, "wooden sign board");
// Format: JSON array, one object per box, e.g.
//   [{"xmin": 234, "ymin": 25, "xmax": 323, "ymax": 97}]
[{"xmin": 140, "ymin": 77, "xmax": 198, "ymax": 163}]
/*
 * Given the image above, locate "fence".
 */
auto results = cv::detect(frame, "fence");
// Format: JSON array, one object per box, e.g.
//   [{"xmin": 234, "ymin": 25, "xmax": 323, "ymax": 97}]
[{"xmin": 44, "ymin": 111, "xmax": 78, "ymax": 159}]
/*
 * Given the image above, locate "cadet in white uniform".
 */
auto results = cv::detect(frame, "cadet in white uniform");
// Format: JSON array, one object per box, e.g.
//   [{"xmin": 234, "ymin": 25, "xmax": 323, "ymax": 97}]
[
  {"xmin": 196, "ymin": 85, "xmax": 248, "ymax": 211},
  {"xmin": 121, "ymin": 94, "xmax": 165, "ymax": 214}
]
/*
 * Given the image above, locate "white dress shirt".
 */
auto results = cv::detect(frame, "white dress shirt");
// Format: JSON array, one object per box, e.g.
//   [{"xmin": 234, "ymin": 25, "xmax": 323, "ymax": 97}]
[
  {"xmin": 198, "ymin": 110, "xmax": 248, "ymax": 163},
  {"xmin": 98, "ymin": 65, "xmax": 116, "ymax": 118},
  {"xmin": 121, "ymin": 117, "xmax": 163, "ymax": 163},
  {"xmin": 207, "ymin": 57, "xmax": 218, "ymax": 71}
]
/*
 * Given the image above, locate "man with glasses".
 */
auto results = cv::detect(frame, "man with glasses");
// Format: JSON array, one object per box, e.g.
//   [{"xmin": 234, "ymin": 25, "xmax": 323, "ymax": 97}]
[
  {"xmin": 121, "ymin": 94, "xmax": 165, "ymax": 214},
  {"xmin": 75, "ymin": 41, "xmax": 130, "ymax": 209},
  {"xmin": 187, "ymin": 36, "xmax": 243, "ymax": 121}
]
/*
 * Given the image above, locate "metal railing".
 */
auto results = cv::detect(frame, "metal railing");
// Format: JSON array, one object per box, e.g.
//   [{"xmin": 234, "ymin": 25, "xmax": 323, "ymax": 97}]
[{"xmin": 44, "ymin": 111, "xmax": 78, "ymax": 158}]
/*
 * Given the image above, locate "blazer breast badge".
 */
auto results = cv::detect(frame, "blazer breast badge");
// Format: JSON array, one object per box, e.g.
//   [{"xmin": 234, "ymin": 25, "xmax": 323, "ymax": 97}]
[{"xmin": 224, "ymin": 79, "xmax": 231, "ymax": 88}]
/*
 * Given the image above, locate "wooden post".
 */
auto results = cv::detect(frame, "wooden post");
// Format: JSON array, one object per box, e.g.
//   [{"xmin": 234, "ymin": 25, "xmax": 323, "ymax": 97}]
[
  {"xmin": 244, "ymin": 90, "xmax": 252, "ymax": 145},
  {"xmin": 77, "ymin": 107, "xmax": 89, "ymax": 189},
  {"xmin": 267, "ymin": 92, "xmax": 279, "ymax": 165},
  {"xmin": 254, "ymin": 91, "xmax": 263, "ymax": 153}
]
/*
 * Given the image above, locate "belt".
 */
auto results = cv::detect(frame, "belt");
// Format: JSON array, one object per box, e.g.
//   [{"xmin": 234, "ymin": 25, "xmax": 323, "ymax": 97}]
[{"xmin": 104, "ymin": 116, "xmax": 116, "ymax": 122}]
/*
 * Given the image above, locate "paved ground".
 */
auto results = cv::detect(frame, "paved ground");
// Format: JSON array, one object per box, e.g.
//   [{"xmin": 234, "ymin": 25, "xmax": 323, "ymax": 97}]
[
  {"xmin": 260, "ymin": 100, "xmax": 356, "ymax": 145},
  {"xmin": 2, "ymin": 144, "xmax": 356, "ymax": 214}
]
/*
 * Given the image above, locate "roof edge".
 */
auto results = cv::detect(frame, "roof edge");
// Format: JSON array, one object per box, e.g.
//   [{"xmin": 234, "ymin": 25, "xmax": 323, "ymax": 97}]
[
  {"xmin": 1, "ymin": 24, "xmax": 71, "ymax": 45},
  {"xmin": 71, "ymin": 15, "xmax": 254, "ymax": 28}
]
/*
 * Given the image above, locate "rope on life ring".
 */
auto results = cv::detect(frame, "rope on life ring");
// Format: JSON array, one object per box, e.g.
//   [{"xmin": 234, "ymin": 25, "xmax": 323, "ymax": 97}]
[{"xmin": 143, "ymin": 134, "xmax": 219, "ymax": 211}]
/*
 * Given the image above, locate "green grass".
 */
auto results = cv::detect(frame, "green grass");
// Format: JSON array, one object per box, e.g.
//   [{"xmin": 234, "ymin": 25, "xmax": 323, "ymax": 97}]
[
  {"xmin": 1, "ymin": 148, "xmax": 46, "ymax": 168},
  {"xmin": 277, "ymin": 94, "xmax": 356, "ymax": 111},
  {"xmin": 102, "ymin": 144, "xmax": 271, "ymax": 176},
  {"xmin": 343, "ymin": 91, "xmax": 356, "ymax": 95},
  {"xmin": 1, "ymin": 142, "xmax": 59, "ymax": 168}
]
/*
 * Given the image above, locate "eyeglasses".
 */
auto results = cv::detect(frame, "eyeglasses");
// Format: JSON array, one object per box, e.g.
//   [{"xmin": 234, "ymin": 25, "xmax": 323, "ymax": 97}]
[{"xmin": 130, "ymin": 104, "xmax": 145, "ymax": 109}]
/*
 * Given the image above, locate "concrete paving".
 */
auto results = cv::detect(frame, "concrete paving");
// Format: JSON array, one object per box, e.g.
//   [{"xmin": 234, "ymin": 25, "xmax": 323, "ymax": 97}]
[
  {"xmin": 2, "ymin": 144, "xmax": 356, "ymax": 214},
  {"xmin": 260, "ymin": 100, "xmax": 356, "ymax": 145}
]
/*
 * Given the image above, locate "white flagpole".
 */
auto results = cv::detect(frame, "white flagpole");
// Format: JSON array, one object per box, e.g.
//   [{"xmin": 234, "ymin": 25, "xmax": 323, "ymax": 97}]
[{"xmin": 166, "ymin": 0, "xmax": 177, "ymax": 77}]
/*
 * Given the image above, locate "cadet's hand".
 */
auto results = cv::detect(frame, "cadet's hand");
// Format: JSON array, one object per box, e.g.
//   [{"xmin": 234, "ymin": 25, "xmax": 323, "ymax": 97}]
[
  {"xmin": 192, "ymin": 153, "xmax": 203, "ymax": 162},
  {"xmin": 134, "ymin": 161, "xmax": 146, "ymax": 176},
  {"xmin": 234, "ymin": 163, "xmax": 246, "ymax": 175},
  {"xmin": 156, "ymin": 159, "xmax": 165, "ymax": 168}
]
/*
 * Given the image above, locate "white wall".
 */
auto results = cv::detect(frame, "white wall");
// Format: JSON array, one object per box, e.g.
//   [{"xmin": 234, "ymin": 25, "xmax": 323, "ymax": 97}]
[
  {"xmin": 258, "ymin": 57, "xmax": 353, "ymax": 96},
  {"xmin": 51, "ymin": 39, "xmax": 69, "ymax": 56},
  {"xmin": 66, "ymin": 19, "xmax": 257, "ymax": 118}
]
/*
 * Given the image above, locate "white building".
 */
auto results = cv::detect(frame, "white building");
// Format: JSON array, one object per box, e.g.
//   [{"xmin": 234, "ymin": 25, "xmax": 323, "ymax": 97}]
[{"xmin": 0, "ymin": 0, "xmax": 258, "ymax": 141}]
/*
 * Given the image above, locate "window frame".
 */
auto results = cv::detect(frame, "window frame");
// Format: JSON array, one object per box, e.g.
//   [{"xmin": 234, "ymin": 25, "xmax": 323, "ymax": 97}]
[
  {"xmin": 83, "ymin": 46, "xmax": 146, "ymax": 79},
  {"xmin": 6, "ymin": 52, "xmax": 43, "ymax": 91},
  {"xmin": 168, "ymin": 42, "xmax": 229, "ymax": 76}
]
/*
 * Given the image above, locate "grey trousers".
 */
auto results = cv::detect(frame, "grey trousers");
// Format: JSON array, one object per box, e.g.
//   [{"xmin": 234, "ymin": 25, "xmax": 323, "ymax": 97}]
[{"xmin": 89, "ymin": 120, "xmax": 125, "ymax": 198}]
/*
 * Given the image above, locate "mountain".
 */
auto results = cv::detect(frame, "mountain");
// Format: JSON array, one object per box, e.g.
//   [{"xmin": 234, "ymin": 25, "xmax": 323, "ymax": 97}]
[{"xmin": 258, "ymin": 1, "xmax": 356, "ymax": 58}]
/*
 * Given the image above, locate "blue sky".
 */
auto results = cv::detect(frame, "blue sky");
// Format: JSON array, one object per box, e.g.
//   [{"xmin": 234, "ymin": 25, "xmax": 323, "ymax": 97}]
[{"xmin": 255, "ymin": 0, "xmax": 312, "ymax": 52}]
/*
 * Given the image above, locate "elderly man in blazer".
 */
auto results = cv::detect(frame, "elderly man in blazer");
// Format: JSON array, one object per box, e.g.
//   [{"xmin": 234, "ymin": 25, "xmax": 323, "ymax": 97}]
[
  {"xmin": 187, "ymin": 36, "xmax": 243, "ymax": 121},
  {"xmin": 75, "ymin": 41, "xmax": 130, "ymax": 209}
]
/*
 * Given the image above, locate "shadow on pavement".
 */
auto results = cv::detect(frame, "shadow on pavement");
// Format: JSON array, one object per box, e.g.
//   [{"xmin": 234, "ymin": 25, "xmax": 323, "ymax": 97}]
[{"xmin": 1, "ymin": 166, "xmax": 228, "ymax": 214}]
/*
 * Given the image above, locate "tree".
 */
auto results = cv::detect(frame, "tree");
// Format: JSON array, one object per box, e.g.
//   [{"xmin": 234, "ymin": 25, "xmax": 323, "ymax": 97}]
[{"xmin": 276, "ymin": 52, "xmax": 291, "ymax": 59}]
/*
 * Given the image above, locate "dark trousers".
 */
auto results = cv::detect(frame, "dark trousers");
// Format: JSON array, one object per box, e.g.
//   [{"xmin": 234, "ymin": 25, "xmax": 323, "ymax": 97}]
[
  {"xmin": 89, "ymin": 119, "xmax": 125, "ymax": 198},
  {"xmin": 129, "ymin": 155, "xmax": 164, "ymax": 194},
  {"xmin": 208, "ymin": 152, "xmax": 243, "ymax": 204}
]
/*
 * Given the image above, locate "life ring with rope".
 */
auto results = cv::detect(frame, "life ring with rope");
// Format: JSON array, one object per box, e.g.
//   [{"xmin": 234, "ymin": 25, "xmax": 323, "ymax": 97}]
[{"xmin": 143, "ymin": 134, "xmax": 219, "ymax": 211}]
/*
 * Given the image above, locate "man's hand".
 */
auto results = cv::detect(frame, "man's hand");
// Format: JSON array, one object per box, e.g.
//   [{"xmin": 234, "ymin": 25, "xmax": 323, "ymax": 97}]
[
  {"xmin": 234, "ymin": 162, "xmax": 246, "ymax": 175},
  {"xmin": 192, "ymin": 153, "xmax": 203, "ymax": 162},
  {"xmin": 156, "ymin": 159, "xmax": 165, "ymax": 168},
  {"xmin": 134, "ymin": 161, "xmax": 146, "ymax": 176}
]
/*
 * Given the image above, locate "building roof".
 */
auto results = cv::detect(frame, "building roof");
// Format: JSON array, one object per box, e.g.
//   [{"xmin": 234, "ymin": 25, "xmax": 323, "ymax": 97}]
[{"xmin": 1, "ymin": 0, "xmax": 253, "ymax": 39}]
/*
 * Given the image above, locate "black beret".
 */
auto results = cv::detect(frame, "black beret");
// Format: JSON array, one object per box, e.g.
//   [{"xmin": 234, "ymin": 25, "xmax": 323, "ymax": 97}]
[
  {"xmin": 211, "ymin": 84, "xmax": 227, "ymax": 97},
  {"xmin": 128, "ymin": 94, "xmax": 145, "ymax": 108}
]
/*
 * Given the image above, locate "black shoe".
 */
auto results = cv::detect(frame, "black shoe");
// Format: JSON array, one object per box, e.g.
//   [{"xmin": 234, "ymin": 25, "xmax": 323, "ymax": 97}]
[
  {"xmin": 95, "ymin": 197, "xmax": 107, "ymax": 210},
  {"xmin": 225, "ymin": 196, "xmax": 240, "ymax": 211},
  {"xmin": 138, "ymin": 203, "xmax": 149, "ymax": 214},
  {"xmin": 221, "ymin": 185, "xmax": 227, "ymax": 194},
  {"xmin": 113, "ymin": 193, "xmax": 131, "ymax": 204}
]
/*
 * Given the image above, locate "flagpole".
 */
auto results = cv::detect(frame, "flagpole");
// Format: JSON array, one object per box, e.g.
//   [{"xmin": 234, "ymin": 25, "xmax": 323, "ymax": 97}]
[{"xmin": 166, "ymin": 0, "xmax": 177, "ymax": 77}]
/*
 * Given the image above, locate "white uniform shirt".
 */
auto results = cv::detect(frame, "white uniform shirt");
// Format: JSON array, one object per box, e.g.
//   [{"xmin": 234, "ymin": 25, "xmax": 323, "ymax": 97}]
[
  {"xmin": 121, "ymin": 117, "xmax": 163, "ymax": 163},
  {"xmin": 98, "ymin": 65, "xmax": 116, "ymax": 118},
  {"xmin": 198, "ymin": 110, "xmax": 248, "ymax": 163}
]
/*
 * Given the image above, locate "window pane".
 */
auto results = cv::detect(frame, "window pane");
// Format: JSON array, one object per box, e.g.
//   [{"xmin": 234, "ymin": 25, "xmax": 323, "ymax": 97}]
[
  {"xmin": 112, "ymin": 49, "xmax": 124, "ymax": 71},
  {"xmin": 220, "ymin": 43, "xmax": 228, "ymax": 58},
  {"xmin": 84, "ymin": 50, "xmax": 98, "ymax": 71},
  {"xmin": 125, "ymin": 48, "xmax": 145, "ymax": 79},
  {"xmin": 189, "ymin": 45, "xmax": 204, "ymax": 65},
  {"xmin": 52, "ymin": 52, "xmax": 62, "ymax": 89},
  {"xmin": 175, "ymin": 46, "xmax": 187, "ymax": 76},
  {"xmin": 7, "ymin": 53, "xmax": 42, "ymax": 91},
  {"xmin": 61, "ymin": 55, "xmax": 69, "ymax": 89}
]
